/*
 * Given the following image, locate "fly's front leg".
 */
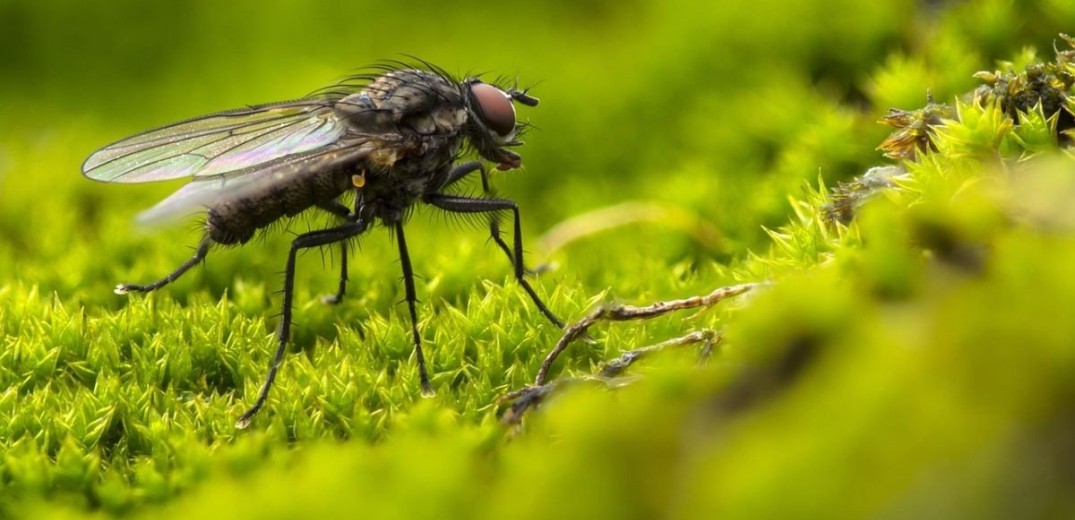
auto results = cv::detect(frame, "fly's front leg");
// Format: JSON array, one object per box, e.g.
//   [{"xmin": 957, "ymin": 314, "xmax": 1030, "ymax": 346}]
[
  {"xmin": 115, "ymin": 236, "xmax": 211, "ymax": 295},
  {"xmin": 236, "ymin": 218, "xmax": 369, "ymax": 429},
  {"xmin": 440, "ymin": 162, "xmax": 519, "ymax": 267},
  {"xmin": 424, "ymin": 193, "xmax": 564, "ymax": 329},
  {"xmin": 442, "ymin": 160, "xmax": 492, "ymax": 193}
]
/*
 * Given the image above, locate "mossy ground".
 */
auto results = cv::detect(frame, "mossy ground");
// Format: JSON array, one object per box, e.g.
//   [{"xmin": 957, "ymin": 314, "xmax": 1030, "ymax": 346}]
[{"xmin": 3, "ymin": 0, "xmax": 1075, "ymax": 518}]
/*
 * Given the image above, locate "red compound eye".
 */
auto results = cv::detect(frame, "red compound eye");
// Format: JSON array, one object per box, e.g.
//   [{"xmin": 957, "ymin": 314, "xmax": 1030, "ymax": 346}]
[{"xmin": 470, "ymin": 82, "xmax": 516, "ymax": 138}]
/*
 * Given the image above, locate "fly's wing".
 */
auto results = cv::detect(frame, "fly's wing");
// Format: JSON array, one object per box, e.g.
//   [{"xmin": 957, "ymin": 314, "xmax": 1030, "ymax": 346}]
[
  {"xmin": 133, "ymin": 139, "xmax": 389, "ymax": 225},
  {"xmin": 82, "ymin": 99, "xmax": 348, "ymax": 183}
]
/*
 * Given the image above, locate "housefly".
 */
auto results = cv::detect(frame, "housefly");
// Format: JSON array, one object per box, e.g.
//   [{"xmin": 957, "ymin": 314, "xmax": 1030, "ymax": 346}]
[{"xmin": 82, "ymin": 61, "xmax": 563, "ymax": 428}]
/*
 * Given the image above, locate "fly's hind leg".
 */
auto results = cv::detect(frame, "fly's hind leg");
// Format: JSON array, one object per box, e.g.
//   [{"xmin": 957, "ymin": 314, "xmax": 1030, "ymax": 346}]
[
  {"xmin": 321, "ymin": 242, "xmax": 348, "ymax": 305},
  {"xmin": 236, "ymin": 217, "xmax": 370, "ymax": 428},
  {"xmin": 316, "ymin": 201, "xmax": 354, "ymax": 305},
  {"xmin": 115, "ymin": 236, "xmax": 211, "ymax": 295},
  {"xmin": 393, "ymin": 221, "xmax": 434, "ymax": 396}
]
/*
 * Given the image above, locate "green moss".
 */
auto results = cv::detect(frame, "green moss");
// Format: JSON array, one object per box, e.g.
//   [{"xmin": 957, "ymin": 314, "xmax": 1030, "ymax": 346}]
[{"xmin": 3, "ymin": 0, "xmax": 1075, "ymax": 518}]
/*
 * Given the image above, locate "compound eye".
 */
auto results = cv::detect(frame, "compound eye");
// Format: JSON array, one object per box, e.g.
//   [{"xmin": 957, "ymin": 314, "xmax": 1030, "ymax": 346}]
[{"xmin": 470, "ymin": 82, "xmax": 516, "ymax": 138}]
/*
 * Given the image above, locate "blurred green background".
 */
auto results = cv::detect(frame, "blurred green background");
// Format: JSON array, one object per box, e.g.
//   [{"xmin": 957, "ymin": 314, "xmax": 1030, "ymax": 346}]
[
  {"xmin": 2, "ymin": 0, "xmax": 1072, "ymax": 278},
  {"xmin": 4, "ymin": 0, "xmax": 1075, "ymax": 517},
  {"xmin": 3, "ymin": 0, "xmax": 1073, "ymax": 285}
]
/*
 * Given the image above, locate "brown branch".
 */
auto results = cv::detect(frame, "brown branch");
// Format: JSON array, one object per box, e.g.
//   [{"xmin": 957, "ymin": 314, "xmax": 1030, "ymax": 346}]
[
  {"xmin": 497, "ymin": 282, "xmax": 761, "ymax": 426},
  {"xmin": 499, "ymin": 329, "xmax": 724, "ymax": 426},
  {"xmin": 534, "ymin": 282, "xmax": 759, "ymax": 386},
  {"xmin": 598, "ymin": 329, "xmax": 720, "ymax": 378}
]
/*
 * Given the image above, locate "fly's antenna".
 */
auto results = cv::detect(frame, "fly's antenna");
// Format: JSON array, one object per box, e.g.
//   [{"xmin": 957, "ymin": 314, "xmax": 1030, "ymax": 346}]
[{"xmin": 509, "ymin": 89, "xmax": 539, "ymax": 107}]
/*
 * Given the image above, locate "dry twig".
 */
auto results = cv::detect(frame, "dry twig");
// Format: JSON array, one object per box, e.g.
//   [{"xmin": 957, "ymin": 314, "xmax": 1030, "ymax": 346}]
[{"xmin": 498, "ymin": 282, "xmax": 760, "ymax": 424}]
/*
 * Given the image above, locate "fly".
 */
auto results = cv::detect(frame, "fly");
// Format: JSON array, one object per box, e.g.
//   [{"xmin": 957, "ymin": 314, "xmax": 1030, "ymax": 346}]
[{"xmin": 81, "ymin": 61, "xmax": 564, "ymax": 428}]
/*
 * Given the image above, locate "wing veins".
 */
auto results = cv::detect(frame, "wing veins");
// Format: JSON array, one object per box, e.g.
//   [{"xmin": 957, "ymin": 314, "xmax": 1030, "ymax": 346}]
[
  {"xmin": 115, "ymin": 118, "xmax": 304, "ymax": 180},
  {"xmin": 192, "ymin": 113, "xmax": 330, "ymax": 176},
  {"xmin": 90, "ymin": 109, "xmax": 317, "ymax": 172},
  {"xmin": 88, "ymin": 105, "xmax": 345, "ymax": 181},
  {"xmin": 108, "ymin": 99, "xmax": 333, "ymax": 149}
]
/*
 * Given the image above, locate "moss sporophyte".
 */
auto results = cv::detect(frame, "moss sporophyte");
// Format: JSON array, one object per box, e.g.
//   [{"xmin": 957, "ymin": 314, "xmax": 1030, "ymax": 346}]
[{"xmin": 821, "ymin": 34, "xmax": 1075, "ymax": 227}]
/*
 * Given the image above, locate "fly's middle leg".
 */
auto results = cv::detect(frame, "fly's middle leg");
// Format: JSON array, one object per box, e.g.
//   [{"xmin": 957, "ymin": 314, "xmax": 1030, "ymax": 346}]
[
  {"xmin": 394, "ymin": 221, "xmax": 435, "ymax": 396},
  {"xmin": 441, "ymin": 161, "xmax": 491, "ymax": 192},
  {"xmin": 114, "ymin": 236, "xmax": 211, "ymax": 295},
  {"xmin": 236, "ymin": 217, "xmax": 369, "ymax": 429}
]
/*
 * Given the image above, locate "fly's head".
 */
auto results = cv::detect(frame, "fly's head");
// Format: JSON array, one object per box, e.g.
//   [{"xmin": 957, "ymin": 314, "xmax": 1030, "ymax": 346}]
[{"xmin": 462, "ymin": 79, "xmax": 539, "ymax": 171}]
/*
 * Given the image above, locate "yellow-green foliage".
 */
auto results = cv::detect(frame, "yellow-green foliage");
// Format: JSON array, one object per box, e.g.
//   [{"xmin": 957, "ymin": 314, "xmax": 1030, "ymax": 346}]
[{"xmin": 2, "ymin": 0, "xmax": 1075, "ymax": 518}]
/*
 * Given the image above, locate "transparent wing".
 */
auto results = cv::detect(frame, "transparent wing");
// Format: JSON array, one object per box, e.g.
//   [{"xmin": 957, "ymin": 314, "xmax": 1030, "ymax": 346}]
[
  {"xmin": 134, "ymin": 139, "xmax": 390, "ymax": 225},
  {"xmin": 82, "ymin": 100, "xmax": 348, "ymax": 183}
]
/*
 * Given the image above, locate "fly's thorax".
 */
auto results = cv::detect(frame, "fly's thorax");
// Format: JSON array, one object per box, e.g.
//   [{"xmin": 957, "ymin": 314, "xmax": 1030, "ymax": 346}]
[
  {"xmin": 363, "ymin": 139, "xmax": 457, "ymax": 195},
  {"xmin": 359, "ymin": 130, "xmax": 462, "ymax": 184},
  {"xmin": 433, "ymin": 105, "xmax": 468, "ymax": 133},
  {"xmin": 335, "ymin": 69, "xmax": 466, "ymax": 136},
  {"xmin": 358, "ymin": 169, "xmax": 424, "ymax": 226},
  {"xmin": 408, "ymin": 105, "xmax": 468, "ymax": 136}
]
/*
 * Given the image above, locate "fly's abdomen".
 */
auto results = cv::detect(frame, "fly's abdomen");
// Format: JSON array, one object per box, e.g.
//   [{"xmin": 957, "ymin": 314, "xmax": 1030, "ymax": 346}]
[{"xmin": 207, "ymin": 168, "xmax": 353, "ymax": 244}]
